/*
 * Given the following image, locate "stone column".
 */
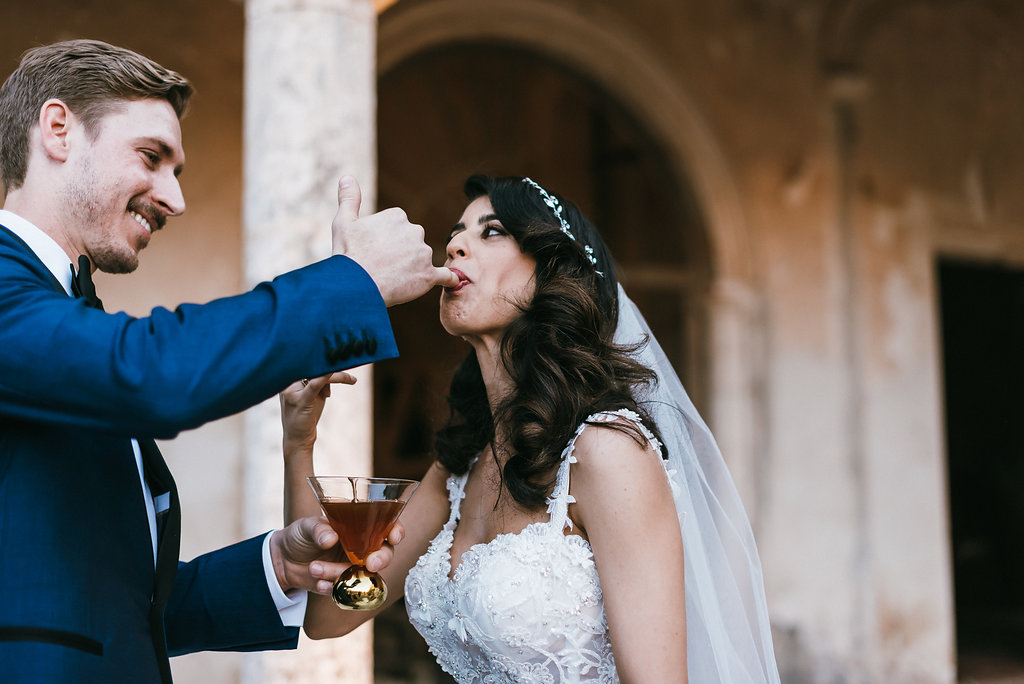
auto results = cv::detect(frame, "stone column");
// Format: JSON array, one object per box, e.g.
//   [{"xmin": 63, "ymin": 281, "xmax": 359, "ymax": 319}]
[{"xmin": 242, "ymin": 1, "xmax": 378, "ymax": 682}]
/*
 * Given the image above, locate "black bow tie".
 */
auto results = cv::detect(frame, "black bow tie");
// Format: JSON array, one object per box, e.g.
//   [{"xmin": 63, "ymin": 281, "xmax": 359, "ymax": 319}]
[{"xmin": 70, "ymin": 255, "xmax": 104, "ymax": 310}]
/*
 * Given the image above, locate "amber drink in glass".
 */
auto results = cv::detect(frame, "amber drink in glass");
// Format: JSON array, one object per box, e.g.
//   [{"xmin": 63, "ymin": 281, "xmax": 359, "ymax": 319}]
[{"xmin": 307, "ymin": 476, "xmax": 418, "ymax": 610}]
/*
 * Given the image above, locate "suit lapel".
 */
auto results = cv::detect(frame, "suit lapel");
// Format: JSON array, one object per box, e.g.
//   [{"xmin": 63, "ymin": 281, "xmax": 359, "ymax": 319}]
[
  {"xmin": 138, "ymin": 438, "xmax": 180, "ymax": 684},
  {"xmin": 0, "ymin": 223, "xmax": 68, "ymax": 295},
  {"xmin": 3, "ymin": 224, "xmax": 183, "ymax": 682}
]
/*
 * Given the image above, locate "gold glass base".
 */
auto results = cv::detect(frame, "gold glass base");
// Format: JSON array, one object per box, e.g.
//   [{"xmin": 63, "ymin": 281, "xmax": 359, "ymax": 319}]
[{"xmin": 332, "ymin": 566, "xmax": 388, "ymax": 610}]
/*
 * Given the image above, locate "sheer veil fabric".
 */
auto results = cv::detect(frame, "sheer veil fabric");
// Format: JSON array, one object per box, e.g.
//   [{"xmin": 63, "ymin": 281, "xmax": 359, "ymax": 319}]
[{"xmin": 615, "ymin": 284, "xmax": 780, "ymax": 683}]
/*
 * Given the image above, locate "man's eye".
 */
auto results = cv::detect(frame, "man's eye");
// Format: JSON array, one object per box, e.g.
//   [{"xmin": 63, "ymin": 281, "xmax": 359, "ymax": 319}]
[{"xmin": 142, "ymin": 151, "xmax": 159, "ymax": 166}]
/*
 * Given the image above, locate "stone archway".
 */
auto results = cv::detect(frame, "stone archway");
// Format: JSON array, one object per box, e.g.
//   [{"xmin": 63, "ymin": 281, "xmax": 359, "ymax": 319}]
[
  {"xmin": 368, "ymin": 4, "xmax": 767, "ymax": 679},
  {"xmin": 379, "ymin": 0, "xmax": 755, "ymax": 285},
  {"xmin": 376, "ymin": 0, "xmax": 767, "ymax": 511}
]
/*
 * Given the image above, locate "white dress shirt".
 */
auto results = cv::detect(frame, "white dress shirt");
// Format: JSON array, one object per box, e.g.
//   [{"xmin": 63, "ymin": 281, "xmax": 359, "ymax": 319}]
[{"xmin": 0, "ymin": 208, "xmax": 306, "ymax": 626}]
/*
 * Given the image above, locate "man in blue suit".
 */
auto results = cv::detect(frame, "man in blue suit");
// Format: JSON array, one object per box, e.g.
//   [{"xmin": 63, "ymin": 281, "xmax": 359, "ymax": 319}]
[{"xmin": 0, "ymin": 40, "xmax": 458, "ymax": 682}]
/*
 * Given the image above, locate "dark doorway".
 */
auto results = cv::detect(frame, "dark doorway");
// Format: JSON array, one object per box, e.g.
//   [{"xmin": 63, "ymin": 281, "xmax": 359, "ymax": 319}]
[
  {"xmin": 370, "ymin": 42, "xmax": 710, "ymax": 682},
  {"xmin": 373, "ymin": 43, "xmax": 709, "ymax": 479},
  {"xmin": 939, "ymin": 259, "xmax": 1024, "ymax": 679}
]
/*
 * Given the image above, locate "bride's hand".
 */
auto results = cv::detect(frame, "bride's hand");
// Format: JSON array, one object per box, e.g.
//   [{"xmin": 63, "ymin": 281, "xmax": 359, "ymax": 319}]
[{"xmin": 280, "ymin": 372, "xmax": 357, "ymax": 455}]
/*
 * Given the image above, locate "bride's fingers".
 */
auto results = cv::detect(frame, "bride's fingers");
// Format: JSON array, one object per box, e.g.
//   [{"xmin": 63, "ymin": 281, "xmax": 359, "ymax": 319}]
[
  {"xmin": 314, "ymin": 371, "xmax": 357, "ymax": 399},
  {"xmin": 304, "ymin": 371, "xmax": 357, "ymax": 391},
  {"xmin": 284, "ymin": 378, "xmax": 309, "ymax": 393},
  {"xmin": 281, "ymin": 371, "xmax": 357, "ymax": 415},
  {"xmin": 329, "ymin": 371, "xmax": 357, "ymax": 386},
  {"xmin": 287, "ymin": 371, "xmax": 357, "ymax": 399}
]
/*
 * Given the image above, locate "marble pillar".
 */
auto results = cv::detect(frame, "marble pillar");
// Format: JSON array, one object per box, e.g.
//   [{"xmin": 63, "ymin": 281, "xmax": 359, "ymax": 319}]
[{"xmin": 242, "ymin": 0, "xmax": 378, "ymax": 682}]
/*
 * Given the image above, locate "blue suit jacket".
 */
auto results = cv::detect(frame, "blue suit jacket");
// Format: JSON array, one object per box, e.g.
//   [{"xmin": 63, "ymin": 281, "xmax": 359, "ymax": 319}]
[{"xmin": 0, "ymin": 224, "xmax": 399, "ymax": 682}]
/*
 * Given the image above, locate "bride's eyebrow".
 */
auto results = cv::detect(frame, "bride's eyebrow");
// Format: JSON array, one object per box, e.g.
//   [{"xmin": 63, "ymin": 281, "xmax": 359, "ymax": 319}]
[{"xmin": 448, "ymin": 213, "xmax": 502, "ymax": 239}]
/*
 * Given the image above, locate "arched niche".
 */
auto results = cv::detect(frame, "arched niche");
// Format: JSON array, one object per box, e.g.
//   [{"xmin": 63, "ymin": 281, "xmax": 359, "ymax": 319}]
[
  {"xmin": 374, "ymin": 0, "xmax": 767, "ymax": 513},
  {"xmin": 379, "ymin": 0, "xmax": 756, "ymax": 287}
]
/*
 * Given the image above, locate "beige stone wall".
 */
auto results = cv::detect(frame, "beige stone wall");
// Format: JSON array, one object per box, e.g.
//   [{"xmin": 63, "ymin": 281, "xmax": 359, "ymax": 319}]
[
  {"xmin": 582, "ymin": 2, "xmax": 1021, "ymax": 681},
  {"xmin": 4, "ymin": 0, "xmax": 1024, "ymax": 682},
  {"xmin": 379, "ymin": 0, "xmax": 1022, "ymax": 680}
]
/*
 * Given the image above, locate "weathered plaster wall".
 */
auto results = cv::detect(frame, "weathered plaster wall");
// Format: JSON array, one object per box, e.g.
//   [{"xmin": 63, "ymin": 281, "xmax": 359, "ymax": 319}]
[
  {"xmin": 573, "ymin": 2, "xmax": 1022, "ymax": 681},
  {"xmin": 4, "ymin": 0, "xmax": 1024, "ymax": 682},
  {"xmin": 419, "ymin": 0, "xmax": 1020, "ymax": 680}
]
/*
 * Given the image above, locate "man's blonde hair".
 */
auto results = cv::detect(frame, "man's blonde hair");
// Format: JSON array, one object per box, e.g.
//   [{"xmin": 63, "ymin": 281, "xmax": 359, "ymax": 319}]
[{"xmin": 0, "ymin": 39, "xmax": 193, "ymax": 193}]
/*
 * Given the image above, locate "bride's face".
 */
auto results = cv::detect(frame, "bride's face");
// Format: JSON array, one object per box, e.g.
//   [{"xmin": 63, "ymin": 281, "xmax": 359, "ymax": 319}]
[{"xmin": 440, "ymin": 196, "xmax": 537, "ymax": 342}]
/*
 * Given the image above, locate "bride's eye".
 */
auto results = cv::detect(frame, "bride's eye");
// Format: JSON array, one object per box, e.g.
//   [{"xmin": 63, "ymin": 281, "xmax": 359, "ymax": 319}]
[{"xmin": 482, "ymin": 224, "xmax": 506, "ymax": 238}]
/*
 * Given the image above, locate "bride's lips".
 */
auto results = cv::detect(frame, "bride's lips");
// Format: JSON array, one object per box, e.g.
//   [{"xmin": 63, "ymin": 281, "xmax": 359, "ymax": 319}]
[{"xmin": 446, "ymin": 267, "xmax": 471, "ymax": 293}]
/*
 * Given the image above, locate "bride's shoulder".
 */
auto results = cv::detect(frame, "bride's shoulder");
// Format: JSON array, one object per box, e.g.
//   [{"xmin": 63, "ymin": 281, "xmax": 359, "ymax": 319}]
[
  {"xmin": 566, "ymin": 412, "xmax": 675, "ymax": 532},
  {"xmin": 569, "ymin": 412, "xmax": 663, "ymax": 482}
]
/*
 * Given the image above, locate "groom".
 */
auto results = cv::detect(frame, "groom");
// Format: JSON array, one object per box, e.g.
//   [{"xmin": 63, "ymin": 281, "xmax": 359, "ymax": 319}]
[{"xmin": 0, "ymin": 39, "xmax": 457, "ymax": 683}]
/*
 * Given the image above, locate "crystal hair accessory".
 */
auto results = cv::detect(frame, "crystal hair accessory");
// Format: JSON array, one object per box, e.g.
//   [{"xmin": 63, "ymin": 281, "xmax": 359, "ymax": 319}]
[{"xmin": 522, "ymin": 177, "xmax": 604, "ymax": 277}]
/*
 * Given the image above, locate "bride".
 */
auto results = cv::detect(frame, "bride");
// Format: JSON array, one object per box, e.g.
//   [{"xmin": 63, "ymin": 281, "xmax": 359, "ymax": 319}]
[{"xmin": 281, "ymin": 174, "xmax": 780, "ymax": 683}]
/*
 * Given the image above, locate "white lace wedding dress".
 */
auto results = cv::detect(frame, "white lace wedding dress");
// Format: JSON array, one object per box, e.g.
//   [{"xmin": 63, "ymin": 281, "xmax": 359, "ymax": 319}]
[{"xmin": 405, "ymin": 410, "xmax": 667, "ymax": 683}]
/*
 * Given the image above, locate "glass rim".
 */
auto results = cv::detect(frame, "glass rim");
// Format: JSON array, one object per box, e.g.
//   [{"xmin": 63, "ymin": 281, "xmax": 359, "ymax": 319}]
[{"xmin": 306, "ymin": 475, "xmax": 419, "ymax": 485}]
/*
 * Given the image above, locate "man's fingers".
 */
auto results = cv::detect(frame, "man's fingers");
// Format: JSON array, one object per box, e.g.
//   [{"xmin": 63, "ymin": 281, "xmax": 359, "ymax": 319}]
[
  {"xmin": 312, "ymin": 519, "xmax": 339, "ymax": 549},
  {"xmin": 364, "ymin": 520, "xmax": 403, "ymax": 572},
  {"xmin": 309, "ymin": 560, "xmax": 351, "ymax": 584},
  {"xmin": 331, "ymin": 185, "xmax": 458, "ymax": 304},
  {"xmin": 335, "ymin": 176, "xmax": 362, "ymax": 226},
  {"xmin": 366, "ymin": 544, "xmax": 395, "ymax": 573},
  {"xmin": 436, "ymin": 266, "xmax": 460, "ymax": 289},
  {"xmin": 388, "ymin": 519, "xmax": 406, "ymax": 545}
]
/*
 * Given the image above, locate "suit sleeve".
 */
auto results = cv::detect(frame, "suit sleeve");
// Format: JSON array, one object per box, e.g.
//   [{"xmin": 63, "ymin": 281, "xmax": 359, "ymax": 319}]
[
  {"xmin": 0, "ymin": 251, "xmax": 398, "ymax": 439},
  {"xmin": 164, "ymin": 535, "xmax": 299, "ymax": 656}
]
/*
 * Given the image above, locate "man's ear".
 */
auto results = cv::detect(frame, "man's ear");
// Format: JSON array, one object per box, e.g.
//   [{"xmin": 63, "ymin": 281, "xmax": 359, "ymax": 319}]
[{"xmin": 38, "ymin": 99, "xmax": 73, "ymax": 163}]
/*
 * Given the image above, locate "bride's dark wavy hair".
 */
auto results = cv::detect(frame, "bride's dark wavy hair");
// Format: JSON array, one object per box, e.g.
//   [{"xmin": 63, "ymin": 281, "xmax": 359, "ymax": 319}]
[{"xmin": 435, "ymin": 174, "xmax": 665, "ymax": 509}]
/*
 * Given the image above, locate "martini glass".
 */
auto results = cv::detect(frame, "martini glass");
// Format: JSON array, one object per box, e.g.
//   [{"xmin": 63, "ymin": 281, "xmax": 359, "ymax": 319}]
[{"xmin": 307, "ymin": 476, "xmax": 418, "ymax": 610}]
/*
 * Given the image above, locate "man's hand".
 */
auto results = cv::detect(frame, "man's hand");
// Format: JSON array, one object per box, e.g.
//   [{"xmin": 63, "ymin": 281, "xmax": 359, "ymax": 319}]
[
  {"xmin": 331, "ymin": 176, "xmax": 459, "ymax": 306},
  {"xmin": 269, "ymin": 515, "xmax": 405, "ymax": 595}
]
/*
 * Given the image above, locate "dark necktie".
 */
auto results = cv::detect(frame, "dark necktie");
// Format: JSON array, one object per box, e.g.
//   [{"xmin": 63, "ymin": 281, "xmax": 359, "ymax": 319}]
[
  {"xmin": 139, "ymin": 440, "xmax": 181, "ymax": 684},
  {"xmin": 67, "ymin": 256, "xmax": 178, "ymax": 681},
  {"xmin": 70, "ymin": 254, "xmax": 104, "ymax": 310}
]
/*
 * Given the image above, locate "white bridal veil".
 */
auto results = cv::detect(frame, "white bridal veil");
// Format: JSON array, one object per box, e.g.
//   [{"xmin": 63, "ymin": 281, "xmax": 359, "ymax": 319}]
[{"xmin": 615, "ymin": 284, "xmax": 781, "ymax": 683}]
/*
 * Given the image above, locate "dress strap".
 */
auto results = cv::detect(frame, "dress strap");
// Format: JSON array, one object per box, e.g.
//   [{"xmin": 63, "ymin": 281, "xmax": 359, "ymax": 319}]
[
  {"xmin": 442, "ymin": 461, "xmax": 473, "ymax": 530},
  {"xmin": 544, "ymin": 424, "xmax": 584, "ymax": 532},
  {"xmin": 545, "ymin": 409, "xmax": 666, "ymax": 532}
]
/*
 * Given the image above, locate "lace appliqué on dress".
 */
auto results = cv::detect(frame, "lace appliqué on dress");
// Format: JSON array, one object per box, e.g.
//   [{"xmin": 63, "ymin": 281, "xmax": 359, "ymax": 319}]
[{"xmin": 405, "ymin": 409, "xmax": 667, "ymax": 683}]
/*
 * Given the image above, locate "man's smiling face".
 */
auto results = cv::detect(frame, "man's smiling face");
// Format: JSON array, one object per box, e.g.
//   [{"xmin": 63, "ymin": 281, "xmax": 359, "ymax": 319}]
[{"xmin": 61, "ymin": 97, "xmax": 185, "ymax": 273}]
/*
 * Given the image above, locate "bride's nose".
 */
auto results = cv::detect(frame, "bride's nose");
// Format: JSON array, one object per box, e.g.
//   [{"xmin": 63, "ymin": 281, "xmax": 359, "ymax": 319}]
[{"xmin": 446, "ymin": 233, "xmax": 468, "ymax": 260}]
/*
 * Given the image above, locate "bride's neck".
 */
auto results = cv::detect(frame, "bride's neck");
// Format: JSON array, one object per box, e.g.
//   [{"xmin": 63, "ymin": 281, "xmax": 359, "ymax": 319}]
[{"xmin": 472, "ymin": 340, "xmax": 515, "ymax": 417}]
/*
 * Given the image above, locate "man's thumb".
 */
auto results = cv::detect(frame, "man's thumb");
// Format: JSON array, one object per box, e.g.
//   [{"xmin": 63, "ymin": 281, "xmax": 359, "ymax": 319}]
[
  {"xmin": 336, "ymin": 175, "xmax": 362, "ymax": 225},
  {"xmin": 436, "ymin": 266, "xmax": 460, "ymax": 289}
]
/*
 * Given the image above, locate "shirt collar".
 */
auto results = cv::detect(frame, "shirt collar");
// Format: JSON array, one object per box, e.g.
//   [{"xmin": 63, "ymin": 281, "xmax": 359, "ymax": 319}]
[{"xmin": 0, "ymin": 209, "xmax": 75, "ymax": 295}]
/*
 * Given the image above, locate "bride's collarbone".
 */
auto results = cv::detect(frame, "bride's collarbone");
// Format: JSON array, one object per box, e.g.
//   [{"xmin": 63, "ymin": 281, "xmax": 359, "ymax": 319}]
[
  {"xmin": 454, "ymin": 469, "xmax": 584, "ymax": 551},
  {"xmin": 457, "ymin": 482, "xmax": 541, "ymax": 541}
]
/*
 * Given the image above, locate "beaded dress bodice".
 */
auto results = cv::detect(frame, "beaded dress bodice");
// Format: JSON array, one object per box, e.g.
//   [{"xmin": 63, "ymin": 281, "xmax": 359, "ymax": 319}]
[{"xmin": 405, "ymin": 410, "xmax": 664, "ymax": 683}]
